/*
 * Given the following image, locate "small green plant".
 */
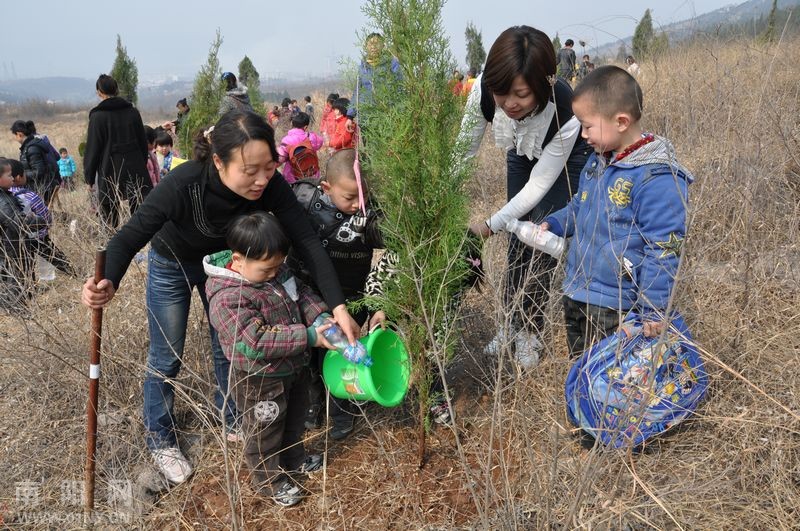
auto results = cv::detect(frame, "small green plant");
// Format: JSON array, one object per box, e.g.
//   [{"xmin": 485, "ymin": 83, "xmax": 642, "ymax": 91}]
[
  {"xmin": 110, "ymin": 35, "xmax": 138, "ymax": 105},
  {"xmin": 179, "ymin": 30, "xmax": 225, "ymax": 155},
  {"xmin": 238, "ymin": 55, "xmax": 264, "ymax": 114}
]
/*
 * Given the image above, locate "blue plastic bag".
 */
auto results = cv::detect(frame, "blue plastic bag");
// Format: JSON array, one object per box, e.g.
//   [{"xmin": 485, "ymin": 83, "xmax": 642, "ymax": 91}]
[{"xmin": 565, "ymin": 313, "xmax": 708, "ymax": 448}]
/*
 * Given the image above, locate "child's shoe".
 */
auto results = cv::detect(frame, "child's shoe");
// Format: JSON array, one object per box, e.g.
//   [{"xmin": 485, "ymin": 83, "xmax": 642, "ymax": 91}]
[
  {"xmin": 514, "ymin": 332, "xmax": 542, "ymax": 369},
  {"xmin": 151, "ymin": 447, "xmax": 193, "ymax": 484},
  {"xmin": 429, "ymin": 396, "xmax": 453, "ymax": 425},
  {"xmin": 272, "ymin": 480, "xmax": 305, "ymax": 507},
  {"xmin": 329, "ymin": 417, "xmax": 354, "ymax": 440}
]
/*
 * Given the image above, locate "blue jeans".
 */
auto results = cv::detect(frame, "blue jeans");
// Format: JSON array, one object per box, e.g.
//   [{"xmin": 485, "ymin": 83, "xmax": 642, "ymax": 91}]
[
  {"xmin": 143, "ymin": 250, "xmax": 238, "ymax": 450},
  {"xmin": 505, "ymin": 138, "xmax": 592, "ymax": 333}
]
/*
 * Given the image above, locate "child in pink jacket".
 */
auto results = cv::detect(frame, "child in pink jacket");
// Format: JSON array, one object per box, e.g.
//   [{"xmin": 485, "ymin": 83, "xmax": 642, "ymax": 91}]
[{"xmin": 277, "ymin": 112, "xmax": 323, "ymax": 183}]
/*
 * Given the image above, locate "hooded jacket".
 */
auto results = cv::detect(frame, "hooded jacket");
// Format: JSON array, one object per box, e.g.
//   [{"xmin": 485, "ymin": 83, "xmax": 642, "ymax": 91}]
[
  {"xmin": 83, "ymin": 96, "xmax": 149, "ymax": 187},
  {"xmin": 277, "ymin": 128, "xmax": 323, "ymax": 183},
  {"xmin": 545, "ymin": 136, "xmax": 693, "ymax": 316},
  {"xmin": 204, "ymin": 251, "xmax": 328, "ymax": 376},
  {"xmin": 219, "ymin": 86, "xmax": 254, "ymax": 115},
  {"xmin": 19, "ymin": 136, "xmax": 58, "ymax": 191}
]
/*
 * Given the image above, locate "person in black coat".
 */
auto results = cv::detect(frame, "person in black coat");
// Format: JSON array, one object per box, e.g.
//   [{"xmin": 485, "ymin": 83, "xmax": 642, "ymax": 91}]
[
  {"xmin": 10, "ymin": 120, "xmax": 59, "ymax": 205},
  {"xmin": 83, "ymin": 74, "xmax": 152, "ymax": 229}
]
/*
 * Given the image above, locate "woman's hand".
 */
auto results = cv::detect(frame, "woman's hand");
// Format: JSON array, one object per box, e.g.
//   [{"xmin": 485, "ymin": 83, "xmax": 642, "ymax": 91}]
[
  {"xmin": 81, "ymin": 278, "xmax": 116, "ymax": 309},
  {"xmin": 368, "ymin": 310, "xmax": 387, "ymax": 331},
  {"xmin": 469, "ymin": 221, "xmax": 492, "ymax": 239},
  {"xmin": 331, "ymin": 304, "xmax": 360, "ymax": 344}
]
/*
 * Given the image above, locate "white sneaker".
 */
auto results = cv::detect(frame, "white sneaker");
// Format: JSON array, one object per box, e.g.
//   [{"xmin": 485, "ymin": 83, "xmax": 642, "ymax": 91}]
[
  {"xmin": 152, "ymin": 447, "xmax": 193, "ymax": 484},
  {"xmin": 514, "ymin": 332, "xmax": 542, "ymax": 369},
  {"xmin": 484, "ymin": 327, "xmax": 514, "ymax": 355}
]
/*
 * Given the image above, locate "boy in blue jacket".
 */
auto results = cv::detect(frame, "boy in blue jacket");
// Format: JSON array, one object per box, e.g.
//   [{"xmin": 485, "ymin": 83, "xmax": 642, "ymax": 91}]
[{"xmin": 541, "ymin": 66, "xmax": 692, "ymax": 358}]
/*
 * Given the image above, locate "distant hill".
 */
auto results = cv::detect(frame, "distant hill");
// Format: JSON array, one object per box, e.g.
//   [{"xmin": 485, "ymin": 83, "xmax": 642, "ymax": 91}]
[
  {"xmin": 0, "ymin": 76, "xmax": 95, "ymax": 105},
  {"xmin": 592, "ymin": 0, "xmax": 800, "ymax": 59}
]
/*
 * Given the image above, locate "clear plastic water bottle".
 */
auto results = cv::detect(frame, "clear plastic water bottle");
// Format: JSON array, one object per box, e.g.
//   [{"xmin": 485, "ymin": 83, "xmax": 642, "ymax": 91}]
[
  {"xmin": 322, "ymin": 325, "xmax": 371, "ymax": 365},
  {"xmin": 505, "ymin": 219, "xmax": 565, "ymax": 258}
]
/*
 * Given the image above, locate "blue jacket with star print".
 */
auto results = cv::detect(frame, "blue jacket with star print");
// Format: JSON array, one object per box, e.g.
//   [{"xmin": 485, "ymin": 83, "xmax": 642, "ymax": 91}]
[{"xmin": 545, "ymin": 135, "xmax": 693, "ymax": 317}]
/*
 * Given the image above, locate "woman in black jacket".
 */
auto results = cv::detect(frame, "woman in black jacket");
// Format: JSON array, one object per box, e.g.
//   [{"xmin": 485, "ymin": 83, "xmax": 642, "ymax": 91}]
[
  {"xmin": 10, "ymin": 120, "xmax": 59, "ymax": 205},
  {"xmin": 81, "ymin": 110, "xmax": 360, "ymax": 485},
  {"xmin": 83, "ymin": 74, "xmax": 151, "ymax": 229}
]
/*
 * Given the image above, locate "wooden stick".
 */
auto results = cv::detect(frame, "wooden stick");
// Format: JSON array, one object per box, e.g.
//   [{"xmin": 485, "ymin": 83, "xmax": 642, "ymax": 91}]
[{"xmin": 84, "ymin": 249, "xmax": 106, "ymax": 518}]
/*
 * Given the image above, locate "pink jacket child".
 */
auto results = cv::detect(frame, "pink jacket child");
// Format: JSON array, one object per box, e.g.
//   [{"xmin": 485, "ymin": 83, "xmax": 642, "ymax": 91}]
[{"xmin": 277, "ymin": 115, "xmax": 323, "ymax": 183}]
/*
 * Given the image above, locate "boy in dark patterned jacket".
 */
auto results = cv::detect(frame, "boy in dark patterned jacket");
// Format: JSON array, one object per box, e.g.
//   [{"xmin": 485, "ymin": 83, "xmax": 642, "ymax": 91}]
[{"xmin": 204, "ymin": 211, "xmax": 335, "ymax": 507}]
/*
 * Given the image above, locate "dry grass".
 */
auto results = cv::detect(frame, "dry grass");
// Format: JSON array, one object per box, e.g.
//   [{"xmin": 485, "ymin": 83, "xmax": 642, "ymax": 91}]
[{"xmin": 1, "ymin": 35, "xmax": 799, "ymax": 529}]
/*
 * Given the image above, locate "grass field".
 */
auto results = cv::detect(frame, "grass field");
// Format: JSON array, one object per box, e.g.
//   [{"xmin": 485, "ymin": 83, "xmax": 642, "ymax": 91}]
[{"xmin": 0, "ymin": 34, "xmax": 798, "ymax": 529}]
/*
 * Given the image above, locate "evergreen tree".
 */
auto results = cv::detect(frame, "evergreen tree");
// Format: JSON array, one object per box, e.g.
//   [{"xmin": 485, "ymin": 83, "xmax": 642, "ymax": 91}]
[
  {"xmin": 632, "ymin": 9, "xmax": 654, "ymax": 60},
  {"xmin": 760, "ymin": 0, "xmax": 778, "ymax": 43},
  {"xmin": 110, "ymin": 35, "xmax": 138, "ymax": 105},
  {"xmin": 238, "ymin": 55, "xmax": 264, "ymax": 113},
  {"xmin": 464, "ymin": 22, "xmax": 486, "ymax": 74},
  {"xmin": 179, "ymin": 30, "xmax": 225, "ymax": 155},
  {"xmin": 359, "ymin": 0, "xmax": 476, "ymax": 463},
  {"xmin": 552, "ymin": 33, "xmax": 562, "ymax": 54},
  {"xmin": 651, "ymin": 31, "xmax": 670, "ymax": 58}
]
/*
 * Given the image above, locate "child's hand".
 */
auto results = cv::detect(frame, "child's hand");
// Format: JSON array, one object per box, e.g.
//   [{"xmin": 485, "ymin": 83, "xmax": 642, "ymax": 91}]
[
  {"xmin": 313, "ymin": 321, "xmax": 334, "ymax": 349},
  {"xmin": 539, "ymin": 221, "xmax": 550, "ymax": 232},
  {"xmin": 368, "ymin": 310, "xmax": 387, "ymax": 330},
  {"xmin": 642, "ymin": 320, "xmax": 666, "ymax": 338}
]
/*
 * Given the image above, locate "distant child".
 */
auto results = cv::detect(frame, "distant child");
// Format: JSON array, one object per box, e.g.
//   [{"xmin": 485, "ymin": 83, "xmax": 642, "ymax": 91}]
[
  {"xmin": 541, "ymin": 66, "xmax": 692, "ymax": 357},
  {"xmin": 290, "ymin": 99, "xmax": 300, "ymax": 115},
  {"xmin": 328, "ymin": 97, "xmax": 356, "ymax": 152},
  {"xmin": 8, "ymin": 159, "xmax": 76, "ymax": 278},
  {"xmin": 319, "ymin": 92, "xmax": 339, "ymax": 141},
  {"xmin": 154, "ymin": 133, "xmax": 174, "ymax": 178},
  {"xmin": 290, "ymin": 149, "xmax": 385, "ymax": 439},
  {"xmin": 277, "ymin": 112, "xmax": 323, "ymax": 183},
  {"xmin": 303, "ymin": 95, "xmax": 314, "ymax": 119},
  {"xmin": 0, "ymin": 158, "xmax": 36, "ymax": 310},
  {"xmin": 144, "ymin": 126, "xmax": 160, "ymax": 187},
  {"xmin": 268, "ymin": 106, "xmax": 280, "ymax": 127},
  {"xmin": 57, "ymin": 148, "xmax": 77, "ymax": 191},
  {"xmin": 204, "ymin": 211, "xmax": 329, "ymax": 507}
]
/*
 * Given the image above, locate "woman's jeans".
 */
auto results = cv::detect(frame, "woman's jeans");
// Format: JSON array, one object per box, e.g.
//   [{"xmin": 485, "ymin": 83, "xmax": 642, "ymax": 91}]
[
  {"xmin": 505, "ymin": 139, "xmax": 591, "ymax": 334},
  {"xmin": 144, "ymin": 250, "xmax": 238, "ymax": 451}
]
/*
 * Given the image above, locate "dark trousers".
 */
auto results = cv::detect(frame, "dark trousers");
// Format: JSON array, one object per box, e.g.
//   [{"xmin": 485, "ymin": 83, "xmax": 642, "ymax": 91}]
[
  {"xmin": 562, "ymin": 296, "xmax": 621, "ymax": 359},
  {"xmin": 505, "ymin": 139, "xmax": 590, "ymax": 334},
  {"xmin": 233, "ymin": 370, "xmax": 310, "ymax": 495},
  {"xmin": 32, "ymin": 235, "xmax": 75, "ymax": 276},
  {"xmin": 97, "ymin": 173, "xmax": 151, "ymax": 229}
]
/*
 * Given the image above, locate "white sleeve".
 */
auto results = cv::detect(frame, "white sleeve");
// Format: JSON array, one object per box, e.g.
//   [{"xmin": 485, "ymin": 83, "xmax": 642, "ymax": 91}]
[
  {"xmin": 486, "ymin": 116, "xmax": 582, "ymax": 233},
  {"xmin": 458, "ymin": 76, "xmax": 489, "ymax": 160}
]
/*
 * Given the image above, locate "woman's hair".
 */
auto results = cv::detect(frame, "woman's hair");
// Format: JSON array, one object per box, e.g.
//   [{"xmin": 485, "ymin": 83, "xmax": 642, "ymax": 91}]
[
  {"xmin": 281, "ymin": 97, "xmax": 291, "ymax": 108},
  {"xmin": 96, "ymin": 74, "xmax": 119, "ymax": 96},
  {"xmin": 326, "ymin": 93, "xmax": 339, "ymax": 104},
  {"xmin": 227, "ymin": 211, "xmax": 290, "ymax": 260},
  {"xmin": 482, "ymin": 26, "xmax": 556, "ymax": 116},
  {"xmin": 291, "ymin": 112, "xmax": 311, "ymax": 129},
  {"xmin": 8, "ymin": 159, "xmax": 24, "ymax": 178},
  {"xmin": 332, "ymin": 97, "xmax": 350, "ymax": 116},
  {"xmin": 192, "ymin": 110, "xmax": 278, "ymax": 165},
  {"xmin": 10, "ymin": 120, "xmax": 35, "ymax": 136},
  {"xmin": 626, "ymin": 56, "xmax": 635, "ymax": 64},
  {"xmin": 176, "ymin": 97, "xmax": 188, "ymax": 108}
]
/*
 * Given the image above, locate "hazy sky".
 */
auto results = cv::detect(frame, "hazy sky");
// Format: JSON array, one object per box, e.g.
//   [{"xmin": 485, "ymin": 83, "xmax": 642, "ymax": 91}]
[{"xmin": 2, "ymin": 0, "xmax": 736, "ymax": 82}]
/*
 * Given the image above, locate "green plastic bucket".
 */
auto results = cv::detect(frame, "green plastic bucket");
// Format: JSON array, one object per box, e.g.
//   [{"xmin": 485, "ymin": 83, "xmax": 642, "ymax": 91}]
[{"xmin": 322, "ymin": 327, "xmax": 410, "ymax": 407}]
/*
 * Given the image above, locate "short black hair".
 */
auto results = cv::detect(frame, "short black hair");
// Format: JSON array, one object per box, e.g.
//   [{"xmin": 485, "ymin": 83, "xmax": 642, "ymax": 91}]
[
  {"xmin": 154, "ymin": 133, "xmax": 173, "ymax": 147},
  {"xmin": 227, "ymin": 211, "xmax": 290, "ymax": 260},
  {"xmin": 326, "ymin": 93, "xmax": 339, "ymax": 104},
  {"xmin": 332, "ymin": 97, "xmax": 350, "ymax": 116},
  {"xmin": 59, "ymin": 147, "xmax": 68, "ymax": 154},
  {"xmin": 291, "ymin": 112, "xmax": 311, "ymax": 129},
  {"xmin": 573, "ymin": 65, "xmax": 643, "ymax": 121},
  {"xmin": 304, "ymin": 95, "xmax": 311, "ymax": 102},
  {"xmin": 565, "ymin": 39, "xmax": 574, "ymax": 46}
]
